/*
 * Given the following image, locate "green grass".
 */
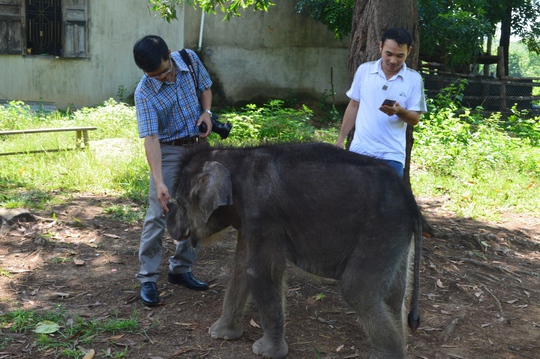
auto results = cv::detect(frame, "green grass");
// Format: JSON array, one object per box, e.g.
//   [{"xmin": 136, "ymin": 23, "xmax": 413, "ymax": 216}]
[
  {"xmin": 0, "ymin": 99, "xmax": 148, "ymax": 209},
  {"xmin": 1, "ymin": 95, "xmax": 539, "ymax": 222},
  {"xmin": 0, "ymin": 308, "xmax": 138, "ymax": 358},
  {"xmin": 50, "ymin": 256, "xmax": 70, "ymax": 264},
  {"xmin": 0, "ymin": 268, "xmax": 12, "ymax": 278},
  {"xmin": 411, "ymin": 85, "xmax": 540, "ymax": 220}
]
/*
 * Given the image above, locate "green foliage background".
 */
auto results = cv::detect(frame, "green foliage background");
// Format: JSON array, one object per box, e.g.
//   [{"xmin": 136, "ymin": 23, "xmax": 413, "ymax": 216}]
[
  {"xmin": 1, "ymin": 91, "xmax": 539, "ymax": 222},
  {"xmin": 147, "ymin": 0, "xmax": 540, "ymax": 71},
  {"xmin": 413, "ymin": 82, "xmax": 540, "ymax": 219}
]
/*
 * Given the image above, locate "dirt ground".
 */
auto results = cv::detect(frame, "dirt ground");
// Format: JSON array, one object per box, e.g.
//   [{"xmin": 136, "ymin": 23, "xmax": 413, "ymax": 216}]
[{"xmin": 1, "ymin": 194, "xmax": 539, "ymax": 359}]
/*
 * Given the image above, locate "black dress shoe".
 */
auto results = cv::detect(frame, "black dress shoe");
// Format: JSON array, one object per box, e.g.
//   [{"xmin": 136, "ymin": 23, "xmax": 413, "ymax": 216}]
[
  {"xmin": 140, "ymin": 282, "xmax": 160, "ymax": 307},
  {"xmin": 168, "ymin": 272, "xmax": 209, "ymax": 291}
]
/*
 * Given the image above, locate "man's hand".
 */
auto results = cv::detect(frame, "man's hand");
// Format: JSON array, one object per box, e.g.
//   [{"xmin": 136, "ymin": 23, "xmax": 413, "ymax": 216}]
[
  {"xmin": 336, "ymin": 99, "xmax": 359, "ymax": 149},
  {"xmin": 199, "ymin": 89, "xmax": 213, "ymax": 137},
  {"xmin": 156, "ymin": 182, "xmax": 171, "ymax": 213},
  {"xmin": 144, "ymin": 135, "xmax": 171, "ymax": 212},
  {"xmin": 379, "ymin": 101, "xmax": 400, "ymax": 116},
  {"xmin": 197, "ymin": 112, "xmax": 212, "ymax": 138}
]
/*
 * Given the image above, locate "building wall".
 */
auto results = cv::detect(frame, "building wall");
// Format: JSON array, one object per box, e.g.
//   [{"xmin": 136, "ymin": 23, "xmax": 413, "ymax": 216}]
[
  {"xmin": 0, "ymin": 1, "xmax": 184, "ymax": 109},
  {"xmin": 182, "ymin": 1, "xmax": 350, "ymax": 105},
  {"xmin": 0, "ymin": 0, "xmax": 350, "ymax": 109}
]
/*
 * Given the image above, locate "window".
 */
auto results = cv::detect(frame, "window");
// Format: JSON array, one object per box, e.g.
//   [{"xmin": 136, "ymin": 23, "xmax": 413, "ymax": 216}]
[
  {"xmin": 0, "ymin": 0, "xmax": 88, "ymax": 57},
  {"xmin": 26, "ymin": 0, "xmax": 62, "ymax": 56}
]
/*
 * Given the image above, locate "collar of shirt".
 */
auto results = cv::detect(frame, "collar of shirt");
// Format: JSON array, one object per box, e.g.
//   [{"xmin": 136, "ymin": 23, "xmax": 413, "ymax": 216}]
[{"xmin": 370, "ymin": 58, "xmax": 408, "ymax": 81}]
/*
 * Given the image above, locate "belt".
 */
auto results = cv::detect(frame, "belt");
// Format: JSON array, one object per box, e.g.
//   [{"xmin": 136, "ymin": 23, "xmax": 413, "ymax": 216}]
[{"xmin": 160, "ymin": 137, "xmax": 198, "ymax": 146}]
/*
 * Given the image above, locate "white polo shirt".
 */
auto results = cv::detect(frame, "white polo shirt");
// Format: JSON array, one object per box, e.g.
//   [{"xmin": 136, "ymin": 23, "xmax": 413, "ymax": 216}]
[{"xmin": 346, "ymin": 59, "xmax": 427, "ymax": 165}]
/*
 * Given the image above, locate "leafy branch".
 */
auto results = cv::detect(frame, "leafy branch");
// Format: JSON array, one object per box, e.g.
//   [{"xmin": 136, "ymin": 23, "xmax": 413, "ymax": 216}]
[{"xmin": 148, "ymin": 0, "xmax": 275, "ymax": 22}]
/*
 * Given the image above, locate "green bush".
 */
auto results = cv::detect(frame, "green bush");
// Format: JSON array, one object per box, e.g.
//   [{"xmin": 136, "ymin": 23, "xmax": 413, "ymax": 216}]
[
  {"xmin": 412, "ymin": 81, "xmax": 540, "ymax": 220},
  {"xmin": 215, "ymin": 100, "xmax": 319, "ymax": 146}
]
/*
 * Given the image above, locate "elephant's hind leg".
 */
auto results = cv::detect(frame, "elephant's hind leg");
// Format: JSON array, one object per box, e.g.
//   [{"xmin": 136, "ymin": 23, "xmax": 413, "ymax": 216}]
[{"xmin": 341, "ymin": 265, "xmax": 407, "ymax": 359}]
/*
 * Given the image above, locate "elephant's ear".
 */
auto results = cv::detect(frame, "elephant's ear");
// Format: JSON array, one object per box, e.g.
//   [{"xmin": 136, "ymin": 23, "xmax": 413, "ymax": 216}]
[{"xmin": 192, "ymin": 161, "xmax": 233, "ymax": 223}]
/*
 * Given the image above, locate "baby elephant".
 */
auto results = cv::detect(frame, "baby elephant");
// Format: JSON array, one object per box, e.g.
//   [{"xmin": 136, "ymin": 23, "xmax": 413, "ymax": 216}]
[{"xmin": 166, "ymin": 142, "xmax": 422, "ymax": 359}]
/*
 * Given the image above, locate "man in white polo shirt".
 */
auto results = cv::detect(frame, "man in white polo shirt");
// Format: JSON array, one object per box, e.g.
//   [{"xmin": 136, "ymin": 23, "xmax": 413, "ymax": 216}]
[{"xmin": 336, "ymin": 27, "xmax": 427, "ymax": 178}]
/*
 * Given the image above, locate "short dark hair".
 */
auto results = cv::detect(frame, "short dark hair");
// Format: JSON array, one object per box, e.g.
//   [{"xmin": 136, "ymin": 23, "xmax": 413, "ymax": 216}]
[
  {"xmin": 133, "ymin": 35, "xmax": 169, "ymax": 72},
  {"xmin": 381, "ymin": 28, "xmax": 413, "ymax": 48}
]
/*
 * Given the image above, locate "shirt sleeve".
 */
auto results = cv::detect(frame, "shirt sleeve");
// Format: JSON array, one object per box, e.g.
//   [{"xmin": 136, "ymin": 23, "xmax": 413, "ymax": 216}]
[
  {"xmin": 346, "ymin": 64, "xmax": 364, "ymax": 102},
  {"xmin": 135, "ymin": 89, "xmax": 159, "ymax": 138},
  {"xmin": 407, "ymin": 72, "xmax": 427, "ymax": 113}
]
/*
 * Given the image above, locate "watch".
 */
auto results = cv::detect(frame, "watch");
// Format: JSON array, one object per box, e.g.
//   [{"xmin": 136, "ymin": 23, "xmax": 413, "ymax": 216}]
[{"xmin": 203, "ymin": 109, "xmax": 212, "ymax": 116}]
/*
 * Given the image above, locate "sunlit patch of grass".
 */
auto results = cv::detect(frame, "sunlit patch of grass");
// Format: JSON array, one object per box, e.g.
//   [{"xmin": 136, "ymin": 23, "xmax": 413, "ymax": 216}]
[
  {"xmin": 0, "ymin": 268, "xmax": 12, "ymax": 278},
  {"xmin": 50, "ymin": 257, "xmax": 70, "ymax": 264}
]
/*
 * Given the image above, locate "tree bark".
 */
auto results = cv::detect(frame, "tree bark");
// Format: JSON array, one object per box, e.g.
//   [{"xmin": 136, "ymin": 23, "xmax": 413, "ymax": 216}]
[
  {"xmin": 499, "ymin": 5, "xmax": 512, "ymax": 77},
  {"xmin": 348, "ymin": 0, "xmax": 419, "ymax": 78},
  {"xmin": 346, "ymin": 0, "xmax": 420, "ymax": 188}
]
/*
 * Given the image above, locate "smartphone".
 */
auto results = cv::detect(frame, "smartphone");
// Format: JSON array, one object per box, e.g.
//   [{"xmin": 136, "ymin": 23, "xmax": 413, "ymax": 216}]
[{"xmin": 382, "ymin": 99, "xmax": 396, "ymax": 106}]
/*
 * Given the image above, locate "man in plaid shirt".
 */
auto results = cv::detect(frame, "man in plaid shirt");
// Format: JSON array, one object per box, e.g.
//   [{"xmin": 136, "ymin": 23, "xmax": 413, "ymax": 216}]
[{"xmin": 133, "ymin": 35, "xmax": 213, "ymax": 307}]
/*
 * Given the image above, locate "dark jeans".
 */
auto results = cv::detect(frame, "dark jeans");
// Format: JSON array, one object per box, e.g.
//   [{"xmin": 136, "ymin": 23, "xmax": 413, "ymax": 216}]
[{"xmin": 381, "ymin": 159, "xmax": 404, "ymax": 178}]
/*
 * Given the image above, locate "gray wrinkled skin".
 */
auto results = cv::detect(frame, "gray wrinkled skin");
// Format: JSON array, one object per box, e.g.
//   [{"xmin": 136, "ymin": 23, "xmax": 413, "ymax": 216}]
[{"xmin": 167, "ymin": 142, "xmax": 422, "ymax": 359}]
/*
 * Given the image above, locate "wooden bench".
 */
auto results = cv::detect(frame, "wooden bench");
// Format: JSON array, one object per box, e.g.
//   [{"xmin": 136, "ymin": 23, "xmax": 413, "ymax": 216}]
[{"xmin": 0, "ymin": 127, "xmax": 97, "ymax": 156}]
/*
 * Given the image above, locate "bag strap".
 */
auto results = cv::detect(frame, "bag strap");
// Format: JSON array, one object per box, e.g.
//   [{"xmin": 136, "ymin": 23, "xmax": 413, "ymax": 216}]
[{"xmin": 179, "ymin": 49, "xmax": 199, "ymax": 92}]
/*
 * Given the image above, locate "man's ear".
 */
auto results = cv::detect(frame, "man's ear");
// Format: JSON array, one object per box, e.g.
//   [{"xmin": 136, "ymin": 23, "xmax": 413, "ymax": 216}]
[{"xmin": 407, "ymin": 45, "xmax": 413, "ymax": 56}]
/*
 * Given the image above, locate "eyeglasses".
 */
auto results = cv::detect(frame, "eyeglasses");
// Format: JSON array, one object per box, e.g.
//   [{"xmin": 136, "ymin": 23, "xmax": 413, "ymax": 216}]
[{"xmin": 146, "ymin": 59, "xmax": 172, "ymax": 79}]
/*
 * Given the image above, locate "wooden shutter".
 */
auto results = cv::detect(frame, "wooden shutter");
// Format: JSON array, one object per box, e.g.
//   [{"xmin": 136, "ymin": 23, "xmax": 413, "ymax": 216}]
[
  {"xmin": 62, "ymin": 0, "xmax": 88, "ymax": 57},
  {"xmin": 0, "ymin": 0, "xmax": 24, "ymax": 54}
]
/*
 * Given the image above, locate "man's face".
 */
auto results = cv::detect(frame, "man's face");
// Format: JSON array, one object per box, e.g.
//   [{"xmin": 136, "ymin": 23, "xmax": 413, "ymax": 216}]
[
  {"xmin": 379, "ymin": 39, "xmax": 410, "ymax": 77},
  {"xmin": 145, "ymin": 52, "xmax": 174, "ymax": 83}
]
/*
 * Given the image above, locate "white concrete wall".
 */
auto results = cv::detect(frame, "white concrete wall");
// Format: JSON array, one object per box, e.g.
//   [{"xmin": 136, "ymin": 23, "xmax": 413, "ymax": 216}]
[
  {"xmin": 0, "ymin": 0, "xmax": 350, "ymax": 109},
  {"xmin": 183, "ymin": 1, "xmax": 350, "ymax": 105},
  {"xmin": 0, "ymin": 1, "xmax": 184, "ymax": 108}
]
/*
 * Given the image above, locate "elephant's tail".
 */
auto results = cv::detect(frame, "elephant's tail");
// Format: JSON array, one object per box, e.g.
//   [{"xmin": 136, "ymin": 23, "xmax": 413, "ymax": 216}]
[{"xmin": 407, "ymin": 216, "xmax": 422, "ymax": 332}]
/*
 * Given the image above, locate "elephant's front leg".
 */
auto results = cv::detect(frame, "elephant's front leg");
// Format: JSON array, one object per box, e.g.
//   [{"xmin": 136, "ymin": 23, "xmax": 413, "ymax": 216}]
[
  {"xmin": 248, "ymin": 242, "xmax": 288, "ymax": 359},
  {"xmin": 209, "ymin": 234, "xmax": 250, "ymax": 340}
]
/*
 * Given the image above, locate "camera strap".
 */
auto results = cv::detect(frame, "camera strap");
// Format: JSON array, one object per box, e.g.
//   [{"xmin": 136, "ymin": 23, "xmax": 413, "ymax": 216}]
[
  {"xmin": 179, "ymin": 50, "xmax": 231, "ymax": 138},
  {"xmin": 179, "ymin": 49, "xmax": 201, "ymax": 97}
]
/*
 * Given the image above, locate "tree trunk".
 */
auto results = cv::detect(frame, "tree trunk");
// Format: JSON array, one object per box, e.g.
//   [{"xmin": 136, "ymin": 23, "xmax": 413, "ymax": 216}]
[
  {"xmin": 499, "ymin": 5, "xmax": 512, "ymax": 77},
  {"xmin": 348, "ymin": 0, "xmax": 420, "ymax": 79},
  {"xmin": 346, "ymin": 0, "xmax": 420, "ymax": 188}
]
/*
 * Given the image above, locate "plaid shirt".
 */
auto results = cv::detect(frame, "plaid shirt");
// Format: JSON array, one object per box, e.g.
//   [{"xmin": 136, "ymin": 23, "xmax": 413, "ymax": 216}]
[{"xmin": 134, "ymin": 49, "xmax": 212, "ymax": 141}]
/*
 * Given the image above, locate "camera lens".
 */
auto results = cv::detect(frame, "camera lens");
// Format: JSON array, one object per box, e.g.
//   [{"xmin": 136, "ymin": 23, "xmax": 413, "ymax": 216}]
[
  {"xmin": 212, "ymin": 119, "xmax": 232, "ymax": 139},
  {"xmin": 197, "ymin": 116, "xmax": 233, "ymax": 139}
]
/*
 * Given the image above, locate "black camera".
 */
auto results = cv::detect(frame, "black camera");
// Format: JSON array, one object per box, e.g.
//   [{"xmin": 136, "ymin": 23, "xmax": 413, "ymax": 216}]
[{"xmin": 199, "ymin": 115, "xmax": 232, "ymax": 139}]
